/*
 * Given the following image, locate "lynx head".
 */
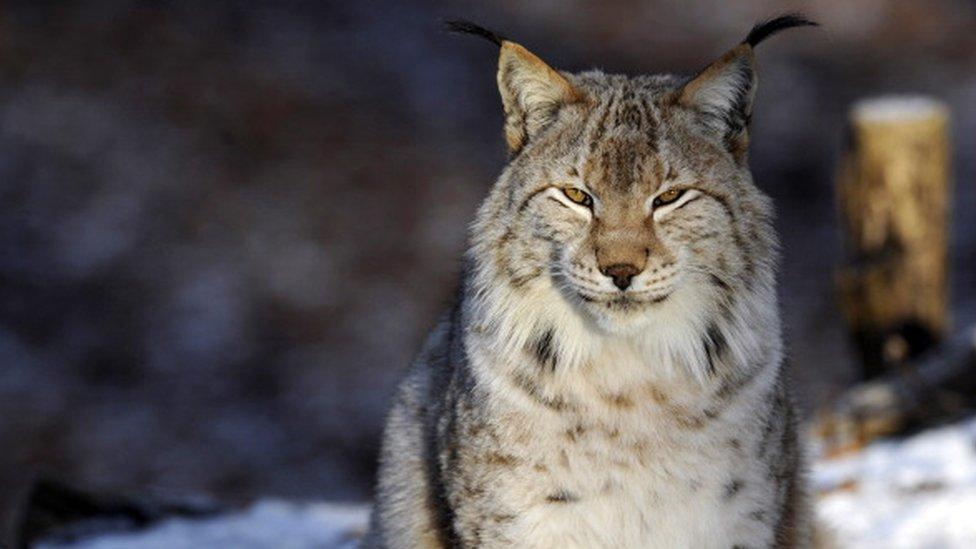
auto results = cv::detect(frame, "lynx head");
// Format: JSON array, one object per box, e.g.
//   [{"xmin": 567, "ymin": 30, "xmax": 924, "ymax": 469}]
[{"xmin": 454, "ymin": 17, "xmax": 815, "ymax": 364}]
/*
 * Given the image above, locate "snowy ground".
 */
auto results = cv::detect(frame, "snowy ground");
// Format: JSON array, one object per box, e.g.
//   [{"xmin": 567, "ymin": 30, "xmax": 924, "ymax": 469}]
[
  {"xmin": 40, "ymin": 415, "xmax": 976, "ymax": 548},
  {"xmin": 814, "ymin": 415, "xmax": 976, "ymax": 548},
  {"xmin": 37, "ymin": 501, "xmax": 370, "ymax": 549}
]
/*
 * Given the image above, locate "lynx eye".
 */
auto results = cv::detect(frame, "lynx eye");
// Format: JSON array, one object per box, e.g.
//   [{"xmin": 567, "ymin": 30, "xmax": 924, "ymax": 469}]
[
  {"xmin": 652, "ymin": 188, "xmax": 685, "ymax": 208},
  {"xmin": 562, "ymin": 187, "xmax": 593, "ymax": 207}
]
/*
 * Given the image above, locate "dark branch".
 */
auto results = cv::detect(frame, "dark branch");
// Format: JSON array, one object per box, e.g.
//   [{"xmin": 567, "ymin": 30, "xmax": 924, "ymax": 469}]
[
  {"xmin": 443, "ymin": 19, "xmax": 507, "ymax": 47},
  {"xmin": 744, "ymin": 13, "xmax": 818, "ymax": 47}
]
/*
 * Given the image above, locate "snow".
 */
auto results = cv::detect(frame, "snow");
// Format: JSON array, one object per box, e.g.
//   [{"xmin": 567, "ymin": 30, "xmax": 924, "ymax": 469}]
[
  {"xmin": 814, "ymin": 415, "xmax": 976, "ymax": 548},
  {"xmin": 40, "ymin": 416, "xmax": 976, "ymax": 548},
  {"xmin": 37, "ymin": 500, "xmax": 370, "ymax": 549}
]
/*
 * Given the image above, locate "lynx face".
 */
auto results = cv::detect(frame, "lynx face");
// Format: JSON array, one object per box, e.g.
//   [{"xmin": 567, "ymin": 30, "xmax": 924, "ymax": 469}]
[
  {"xmin": 457, "ymin": 21, "xmax": 793, "ymax": 353},
  {"xmin": 510, "ymin": 77, "xmax": 765, "ymax": 333},
  {"xmin": 479, "ymin": 69, "xmax": 775, "ymax": 339}
]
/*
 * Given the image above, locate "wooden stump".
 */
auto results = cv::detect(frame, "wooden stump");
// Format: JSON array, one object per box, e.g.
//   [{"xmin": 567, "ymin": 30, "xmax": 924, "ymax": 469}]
[{"xmin": 836, "ymin": 97, "xmax": 951, "ymax": 379}]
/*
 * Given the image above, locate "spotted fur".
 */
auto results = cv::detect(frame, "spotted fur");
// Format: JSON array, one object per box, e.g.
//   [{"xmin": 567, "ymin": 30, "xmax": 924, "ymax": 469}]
[{"xmin": 365, "ymin": 15, "xmax": 816, "ymax": 549}]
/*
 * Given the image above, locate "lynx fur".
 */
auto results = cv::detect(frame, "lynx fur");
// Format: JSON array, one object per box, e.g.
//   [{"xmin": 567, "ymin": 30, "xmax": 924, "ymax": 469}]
[{"xmin": 365, "ymin": 15, "xmax": 817, "ymax": 549}]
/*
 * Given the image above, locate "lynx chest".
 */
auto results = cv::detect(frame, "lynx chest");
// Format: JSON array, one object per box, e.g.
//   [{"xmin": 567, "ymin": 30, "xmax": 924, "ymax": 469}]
[{"xmin": 459, "ymin": 369, "xmax": 774, "ymax": 549}]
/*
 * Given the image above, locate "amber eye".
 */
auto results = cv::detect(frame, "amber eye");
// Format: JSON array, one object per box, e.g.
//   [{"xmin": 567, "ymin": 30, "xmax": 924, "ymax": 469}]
[
  {"xmin": 652, "ymin": 188, "xmax": 685, "ymax": 208},
  {"xmin": 562, "ymin": 187, "xmax": 593, "ymax": 207}
]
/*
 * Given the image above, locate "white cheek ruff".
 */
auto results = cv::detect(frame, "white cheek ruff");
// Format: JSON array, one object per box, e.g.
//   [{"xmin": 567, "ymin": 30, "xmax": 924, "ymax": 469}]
[
  {"xmin": 469, "ymin": 275, "xmax": 605, "ymax": 376},
  {"xmin": 471, "ymin": 261, "xmax": 725, "ymax": 385}
]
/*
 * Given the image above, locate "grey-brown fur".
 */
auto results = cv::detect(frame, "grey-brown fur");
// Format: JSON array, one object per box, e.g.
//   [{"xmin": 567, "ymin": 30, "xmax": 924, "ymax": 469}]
[{"xmin": 365, "ymin": 15, "xmax": 816, "ymax": 549}]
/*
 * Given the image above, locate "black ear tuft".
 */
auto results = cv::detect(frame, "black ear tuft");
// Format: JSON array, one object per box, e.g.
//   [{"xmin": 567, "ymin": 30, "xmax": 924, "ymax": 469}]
[
  {"xmin": 744, "ymin": 13, "xmax": 817, "ymax": 47},
  {"xmin": 444, "ymin": 19, "xmax": 506, "ymax": 47}
]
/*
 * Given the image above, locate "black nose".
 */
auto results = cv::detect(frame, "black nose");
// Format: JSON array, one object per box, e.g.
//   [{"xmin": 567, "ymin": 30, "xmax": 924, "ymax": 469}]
[{"xmin": 601, "ymin": 263, "xmax": 641, "ymax": 290}]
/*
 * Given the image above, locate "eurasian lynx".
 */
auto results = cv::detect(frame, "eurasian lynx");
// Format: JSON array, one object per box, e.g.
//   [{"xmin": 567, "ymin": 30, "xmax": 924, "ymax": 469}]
[{"xmin": 365, "ymin": 15, "xmax": 817, "ymax": 548}]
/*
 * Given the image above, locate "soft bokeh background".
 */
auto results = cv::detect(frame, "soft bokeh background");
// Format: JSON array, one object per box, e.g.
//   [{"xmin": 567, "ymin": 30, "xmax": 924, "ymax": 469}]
[{"xmin": 1, "ymin": 0, "xmax": 974, "ymax": 539}]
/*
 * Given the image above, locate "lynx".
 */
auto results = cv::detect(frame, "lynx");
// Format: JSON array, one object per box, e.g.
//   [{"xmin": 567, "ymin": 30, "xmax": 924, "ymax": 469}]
[{"xmin": 365, "ymin": 15, "xmax": 817, "ymax": 548}]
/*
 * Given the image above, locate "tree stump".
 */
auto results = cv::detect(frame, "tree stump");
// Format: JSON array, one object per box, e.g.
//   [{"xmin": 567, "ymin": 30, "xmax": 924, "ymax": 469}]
[{"xmin": 836, "ymin": 97, "xmax": 950, "ymax": 379}]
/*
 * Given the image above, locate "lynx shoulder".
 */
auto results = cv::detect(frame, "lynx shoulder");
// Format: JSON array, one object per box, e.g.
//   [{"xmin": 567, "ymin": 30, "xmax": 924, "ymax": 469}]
[{"xmin": 365, "ymin": 14, "xmax": 817, "ymax": 549}]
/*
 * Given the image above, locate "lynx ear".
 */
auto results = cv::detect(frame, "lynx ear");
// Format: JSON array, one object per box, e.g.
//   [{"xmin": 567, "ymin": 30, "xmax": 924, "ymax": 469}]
[
  {"xmin": 678, "ymin": 14, "xmax": 817, "ymax": 159},
  {"xmin": 679, "ymin": 44, "xmax": 757, "ymax": 139},
  {"xmin": 446, "ymin": 20, "xmax": 580, "ymax": 153},
  {"xmin": 496, "ymin": 42, "xmax": 579, "ymax": 152}
]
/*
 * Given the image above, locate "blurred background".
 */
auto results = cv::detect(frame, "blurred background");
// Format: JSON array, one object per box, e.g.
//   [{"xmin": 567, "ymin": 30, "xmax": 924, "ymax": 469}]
[{"xmin": 1, "ymin": 0, "xmax": 974, "ymax": 543}]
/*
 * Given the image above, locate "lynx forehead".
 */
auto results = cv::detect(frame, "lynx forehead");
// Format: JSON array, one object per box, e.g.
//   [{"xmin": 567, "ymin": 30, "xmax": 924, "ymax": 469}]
[{"xmin": 366, "ymin": 15, "xmax": 817, "ymax": 549}]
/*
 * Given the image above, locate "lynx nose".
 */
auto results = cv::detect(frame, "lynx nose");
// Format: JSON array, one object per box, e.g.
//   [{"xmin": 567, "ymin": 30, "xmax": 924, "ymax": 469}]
[{"xmin": 601, "ymin": 263, "xmax": 641, "ymax": 291}]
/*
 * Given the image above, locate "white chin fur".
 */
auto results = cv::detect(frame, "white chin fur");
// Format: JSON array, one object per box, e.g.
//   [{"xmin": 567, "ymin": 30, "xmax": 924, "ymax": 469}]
[{"xmin": 474, "ymin": 267, "xmax": 727, "ymax": 383}]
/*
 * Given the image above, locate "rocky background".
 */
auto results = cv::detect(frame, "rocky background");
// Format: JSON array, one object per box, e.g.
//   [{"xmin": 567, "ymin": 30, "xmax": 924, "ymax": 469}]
[{"xmin": 2, "ymin": 0, "xmax": 974, "ymax": 541}]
